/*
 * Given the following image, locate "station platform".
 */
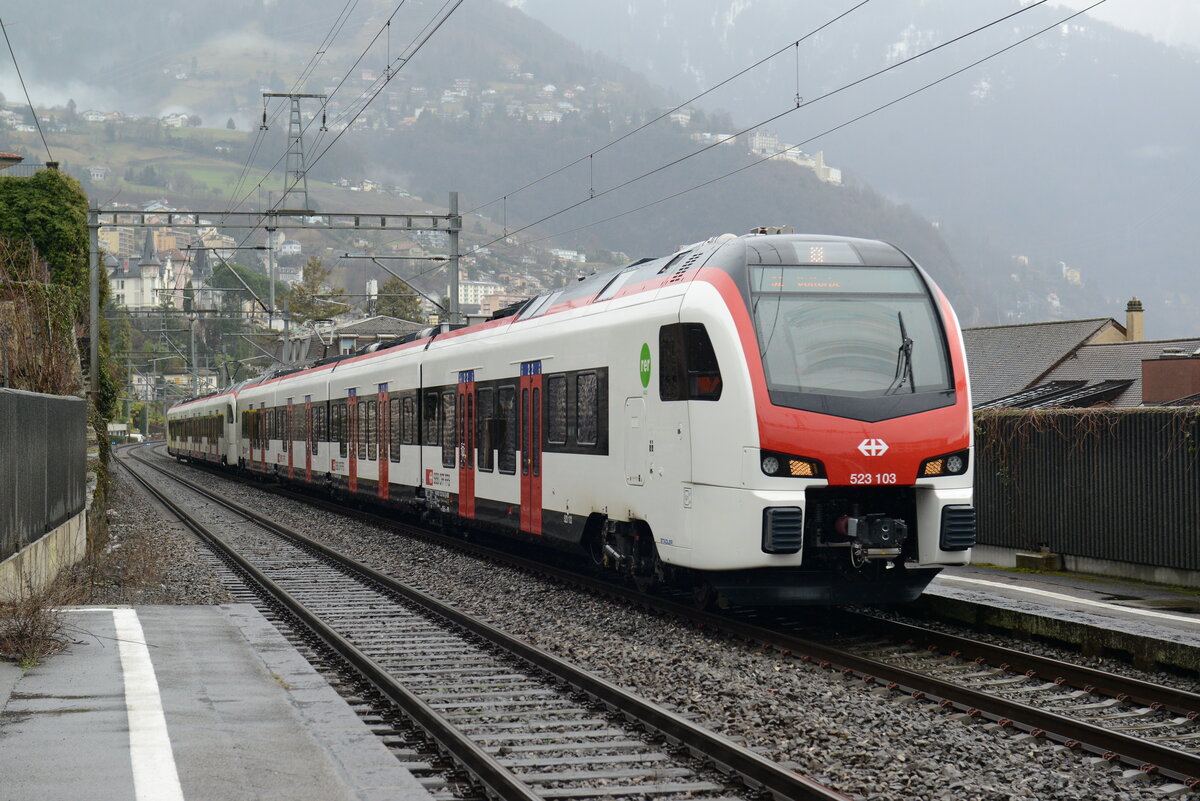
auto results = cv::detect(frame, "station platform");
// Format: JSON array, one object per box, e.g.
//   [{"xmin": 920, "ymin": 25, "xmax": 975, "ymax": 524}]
[
  {"xmin": 919, "ymin": 563, "xmax": 1200, "ymax": 673},
  {"xmin": 0, "ymin": 605, "xmax": 432, "ymax": 801}
]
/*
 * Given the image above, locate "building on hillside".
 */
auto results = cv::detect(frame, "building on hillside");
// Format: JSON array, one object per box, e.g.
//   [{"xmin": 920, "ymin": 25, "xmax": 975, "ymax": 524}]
[
  {"xmin": 456, "ymin": 279, "xmax": 504, "ymax": 308},
  {"xmin": 107, "ymin": 231, "xmax": 190, "ymax": 310},
  {"xmin": 0, "ymin": 152, "xmax": 23, "ymax": 172},
  {"xmin": 964, "ymin": 298, "xmax": 1200, "ymax": 408},
  {"xmin": 88, "ymin": 165, "xmax": 110, "ymax": 181},
  {"xmin": 99, "ymin": 226, "xmax": 137, "ymax": 258}
]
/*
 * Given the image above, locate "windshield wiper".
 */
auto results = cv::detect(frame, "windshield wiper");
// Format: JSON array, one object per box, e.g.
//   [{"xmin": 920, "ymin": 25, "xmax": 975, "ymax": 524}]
[{"xmin": 885, "ymin": 311, "xmax": 915, "ymax": 395}]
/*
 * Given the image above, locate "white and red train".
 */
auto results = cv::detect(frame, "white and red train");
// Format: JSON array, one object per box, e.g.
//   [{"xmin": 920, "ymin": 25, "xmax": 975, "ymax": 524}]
[{"xmin": 168, "ymin": 231, "xmax": 975, "ymax": 605}]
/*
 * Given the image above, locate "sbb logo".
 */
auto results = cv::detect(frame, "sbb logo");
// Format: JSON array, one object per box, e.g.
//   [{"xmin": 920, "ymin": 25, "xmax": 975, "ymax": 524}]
[{"xmin": 857, "ymin": 438, "xmax": 889, "ymax": 457}]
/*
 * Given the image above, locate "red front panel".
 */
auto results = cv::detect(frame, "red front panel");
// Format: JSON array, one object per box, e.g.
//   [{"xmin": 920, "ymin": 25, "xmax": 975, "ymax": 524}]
[
  {"xmin": 701, "ymin": 268, "xmax": 972, "ymax": 484},
  {"xmin": 519, "ymin": 362, "xmax": 542, "ymax": 535},
  {"xmin": 457, "ymin": 373, "xmax": 475, "ymax": 519},
  {"xmin": 378, "ymin": 386, "xmax": 389, "ymax": 501}
]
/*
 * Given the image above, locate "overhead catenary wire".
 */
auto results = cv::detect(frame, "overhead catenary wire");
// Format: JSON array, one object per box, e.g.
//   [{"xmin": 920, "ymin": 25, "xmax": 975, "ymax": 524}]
[
  {"xmin": 223, "ymin": 1, "xmax": 362, "ymax": 218},
  {"xmin": 213, "ymin": 0, "xmax": 466, "ymax": 320},
  {"xmin": 508, "ymin": 0, "xmax": 1111, "ymax": 253},
  {"xmin": 461, "ymin": 0, "xmax": 1057, "ymax": 259},
  {"xmin": 223, "ymin": 0, "xmax": 421, "ymax": 222},
  {"xmin": 0, "ymin": 17, "xmax": 52, "ymax": 164},
  {"xmin": 463, "ymin": 0, "xmax": 876, "ymax": 217}
]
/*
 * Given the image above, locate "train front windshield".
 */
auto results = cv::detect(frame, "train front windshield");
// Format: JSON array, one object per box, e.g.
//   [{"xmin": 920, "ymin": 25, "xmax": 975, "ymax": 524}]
[{"xmin": 750, "ymin": 260, "xmax": 954, "ymax": 420}]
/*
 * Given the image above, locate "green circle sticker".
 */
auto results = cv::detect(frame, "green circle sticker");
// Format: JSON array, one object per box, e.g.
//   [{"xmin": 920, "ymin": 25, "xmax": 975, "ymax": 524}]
[{"xmin": 639, "ymin": 343, "xmax": 651, "ymax": 388}]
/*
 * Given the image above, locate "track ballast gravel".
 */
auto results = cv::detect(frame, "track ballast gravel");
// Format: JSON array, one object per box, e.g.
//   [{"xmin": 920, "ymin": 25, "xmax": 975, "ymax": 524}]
[{"xmin": 136, "ymin": 453, "xmax": 1196, "ymax": 801}]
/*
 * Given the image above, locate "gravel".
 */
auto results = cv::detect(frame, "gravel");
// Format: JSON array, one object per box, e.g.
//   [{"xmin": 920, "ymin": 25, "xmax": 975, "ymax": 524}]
[
  {"xmin": 137, "ymin": 453, "xmax": 1197, "ymax": 801},
  {"xmin": 88, "ymin": 467, "xmax": 230, "ymax": 606}
]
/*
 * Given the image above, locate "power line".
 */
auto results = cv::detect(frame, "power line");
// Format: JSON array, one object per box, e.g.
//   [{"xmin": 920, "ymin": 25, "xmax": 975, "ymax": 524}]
[
  {"xmin": 511, "ymin": 0, "xmax": 1111, "ymax": 253},
  {"xmin": 224, "ymin": 0, "xmax": 417, "ymax": 221},
  {"xmin": 463, "ymin": 0, "xmax": 875, "ymax": 217},
  {"xmin": 461, "ymin": 0, "xmax": 1056, "ymax": 258},
  {"xmin": 0, "ymin": 17, "xmax": 52, "ymax": 164},
  {"xmin": 223, "ymin": 2, "xmax": 362, "ymax": 217}
]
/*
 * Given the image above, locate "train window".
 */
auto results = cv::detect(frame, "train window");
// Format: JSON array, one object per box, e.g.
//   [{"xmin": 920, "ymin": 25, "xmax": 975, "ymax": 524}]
[
  {"xmin": 337, "ymin": 402, "xmax": 348, "ymax": 458},
  {"xmin": 546, "ymin": 375, "xmax": 567, "ymax": 445},
  {"xmin": 532, "ymin": 387, "xmax": 541, "ymax": 477},
  {"xmin": 309, "ymin": 405, "xmax": 318, "ymax": 457},
  {"xmin": 659, "ymin": 324, "xmax": 722, "ymax": 401},
  {"xmin": 283, "ymin": 407, "xmax": 290, "ymax": 453},
  {"xmin": 362, "ymin": 401, "xmax": 373, "ymax": 461},
  {"xmin": 466, "ymin": 392, "xmax": 474, "ymax": 470},
  {"xmin": 576, "ymin": 373, "xmax": 599, "ymax": 446},
  {"xmin": 477, "ymin": 388, "xmax": 494, "ymax": 472},
  {"xmin": 423, "ymin": 391, "xmax": 440, "ymax": 446},
  {"xmin": 371, "ymin": 400, "xmax": 379, "ymax": 461},
  {"xmin": 226, "ymin": 404, "xmax": 234, "ymax": 424},
  {"xmin": 520, "ymin": 387, "xmax": 529, "ymax": 476},
  {"xmin": 498, "ymin": 385, "xmax": 516, "ymax": 474},
  {"xmin": 402, "ymin": 396, "xmax": 416, "ymax": 445},
  {"xmin": 441, "ymin": 390, "xmax": 456, "ymax": 468},
  {"xmin": 353, "ymin": 400, "xmax": 364, "ymax": 461},
  {"xmin": 389, "ymin": 399, "xmax": 401, "ymax": 462}
]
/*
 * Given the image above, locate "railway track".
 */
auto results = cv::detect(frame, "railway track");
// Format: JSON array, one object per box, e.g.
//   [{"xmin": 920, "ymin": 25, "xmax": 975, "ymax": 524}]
[
  {"xmin": 120, "ymin": 448, "xmax": 846, "ymax": 801},
  {"xmin": 148, "ymin": 448, "xmax": 1200, "ymax": 790}
]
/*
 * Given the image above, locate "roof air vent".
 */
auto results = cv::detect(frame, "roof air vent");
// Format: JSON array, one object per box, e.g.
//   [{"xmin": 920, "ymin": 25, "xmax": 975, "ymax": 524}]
[{"xmin": 1161, "ymin": 347, "xmax": 1189, "ymax": 359}]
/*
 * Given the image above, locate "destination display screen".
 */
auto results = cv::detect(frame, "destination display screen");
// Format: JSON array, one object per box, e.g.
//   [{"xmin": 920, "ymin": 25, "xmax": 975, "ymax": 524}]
[{"xmin": 751, "ymin": 266, "xmax": 926, "ymax": 294}]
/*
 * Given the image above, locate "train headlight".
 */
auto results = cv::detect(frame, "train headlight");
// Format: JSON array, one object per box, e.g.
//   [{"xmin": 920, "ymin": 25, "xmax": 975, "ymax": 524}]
[
  {"xmin": 920, "ymin": 450, "xmax": 969, "ymax": 478},
  {"xmin": 760, "ymin": 450, "xmax": 825, "ymax": 478}
]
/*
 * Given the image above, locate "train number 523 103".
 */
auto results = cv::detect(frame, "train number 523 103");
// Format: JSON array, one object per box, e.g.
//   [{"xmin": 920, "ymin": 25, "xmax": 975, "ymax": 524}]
[{"xmin": 850, "ymin": 473, "xmax": 897, "ymax": 485}]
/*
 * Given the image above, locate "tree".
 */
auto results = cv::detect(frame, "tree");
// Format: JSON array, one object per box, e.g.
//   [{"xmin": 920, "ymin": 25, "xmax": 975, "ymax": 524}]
[
  {"xmin": 288, "ymin": 256, "xmax": 345, "ymax": 323},
  {"xmin": 376, "ymin": 275, "xmax": 425, "ymax": 323},
  {"xmin": 226, "ymin": 117, "xmax": 236, "ymax": 130}
]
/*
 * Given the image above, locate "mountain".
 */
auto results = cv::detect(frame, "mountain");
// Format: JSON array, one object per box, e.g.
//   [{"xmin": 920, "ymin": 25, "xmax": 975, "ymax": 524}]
[
  {"xmin": 511, "ymin": 0, "xmax": 1200, "ymax": 337},
  {"xmin": 1, "ymin": 0, "xmax": 1105, "ymax": 326}
]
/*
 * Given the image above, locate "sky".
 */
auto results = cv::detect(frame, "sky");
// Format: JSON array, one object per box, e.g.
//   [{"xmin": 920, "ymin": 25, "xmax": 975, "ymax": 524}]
[{"xmin": 1055, "ymin": 0, "xmax": 1200, "ymax": 50}]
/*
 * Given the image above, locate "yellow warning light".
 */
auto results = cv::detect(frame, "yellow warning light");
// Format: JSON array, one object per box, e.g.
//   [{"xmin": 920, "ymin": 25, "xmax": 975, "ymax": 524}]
[
  {"xmin": 789, "ymin": 459, "xmax": 816, "ymax": 477},
  {"xmin": 922, "ymin": 458, "xmax": 945, "ymax": 477}
]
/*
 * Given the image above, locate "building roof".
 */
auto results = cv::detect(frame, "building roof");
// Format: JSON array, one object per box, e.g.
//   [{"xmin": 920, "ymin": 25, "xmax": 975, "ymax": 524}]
[
  {"xmin": 962, "ymin": 318, "xmax": 1119, "ymax": 404},
  {"xmin": 138, "ymin": 230, "xmax": 161, "ymax": 268},
  {"xmin": 333, "ymin": 315, "xmax": 424, "ymax": 336},
  {"xmin": 1037, "ymin": 338, "xmax": 1200, "ymax": 407}
]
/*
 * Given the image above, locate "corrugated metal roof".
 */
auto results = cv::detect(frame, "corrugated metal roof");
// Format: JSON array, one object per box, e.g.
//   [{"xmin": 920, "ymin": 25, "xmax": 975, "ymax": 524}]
[{"xmin": 962, "ymin": 318, "xmax": 1116, "ymax": 403}]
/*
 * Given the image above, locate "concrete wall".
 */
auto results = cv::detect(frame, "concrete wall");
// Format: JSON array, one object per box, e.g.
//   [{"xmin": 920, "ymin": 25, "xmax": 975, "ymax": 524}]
[
  {"xmin": 971, "ymin": 544, "xmax": 1200, "ymax": 589},
  {"xmin": 0, "ymin": 509, "xmax": 87, "ymax": 599}
]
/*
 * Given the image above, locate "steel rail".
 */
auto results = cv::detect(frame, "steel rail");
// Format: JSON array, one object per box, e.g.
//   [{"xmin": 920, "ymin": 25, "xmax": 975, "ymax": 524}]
[
  {"xmin": 270, "ymin": 475, "xmax": 1200, "ymax": 781},
  {"xmin": 150, "ymin": 446, "xmax": 1200, "ymax": 781},
  {"xmin": 118, "ymin": 453, "xmax": 543, "ymax": 801},
  {"xmin": 129, "ymin": 449, "xmax": 850, "ymax": 801},
  {"xmin": 834, "ymin": 611, "xmax": 1200, "ymax": 719}
]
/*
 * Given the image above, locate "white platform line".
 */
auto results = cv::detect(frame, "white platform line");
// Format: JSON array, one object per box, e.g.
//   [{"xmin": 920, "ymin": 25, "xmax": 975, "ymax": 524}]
[
  {"xmin": 935, "ymin": 573, "xmax": 1200, "ymax": 626},
  {"xmin": 114, "ymin": 608, "xmax": 186, "ymax": 801}
]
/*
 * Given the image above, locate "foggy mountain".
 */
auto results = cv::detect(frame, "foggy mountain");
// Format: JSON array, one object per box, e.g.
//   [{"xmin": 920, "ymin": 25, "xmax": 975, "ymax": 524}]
[
  {"xmin": 2, "ymin": 0, "xmax": 1120, "ymax": 328},
  {"xmin": 513, "ymin": 0, "xmax": 1200, "ymax": 337}
]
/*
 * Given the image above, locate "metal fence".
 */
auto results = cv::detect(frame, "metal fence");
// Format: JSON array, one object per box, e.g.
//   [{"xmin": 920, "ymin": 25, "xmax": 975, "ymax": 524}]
[
  {"xmin": 0, "ymin": 388, "xmax": 87, "ymax": 564},
  {"xmin": 975, "ymin": 409, "xmax": 1200, "ymax": 569}
]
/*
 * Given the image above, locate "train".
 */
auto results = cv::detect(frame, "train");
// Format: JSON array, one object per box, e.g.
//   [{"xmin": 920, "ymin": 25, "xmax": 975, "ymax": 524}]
[{"xmin": 167, "ymin": 230, "xmax": 975, "ymax": 606}]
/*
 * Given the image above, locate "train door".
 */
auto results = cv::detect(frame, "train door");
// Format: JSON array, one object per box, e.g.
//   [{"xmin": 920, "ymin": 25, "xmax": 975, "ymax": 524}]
[
  {"xmin": 519, "ymin": 361, "xmax": 542, "ymax": 534},
  {"xmin": 457, "ymin": 371, "xmax": 476, "ymax": 519},
  {"xmin": 377, "ymin": 383, "xmax": 389, "ymax": 501},
  {"xmin": 304, "ymin": 395, "xmax": 313, "ymax": 484},
  {"xmin": 624, "ymin": 398, "xmax": 647, "ymax": 486},
  {"xmin": 348, "ymin": 389, "xmax": 358, "ymax": 494}
]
